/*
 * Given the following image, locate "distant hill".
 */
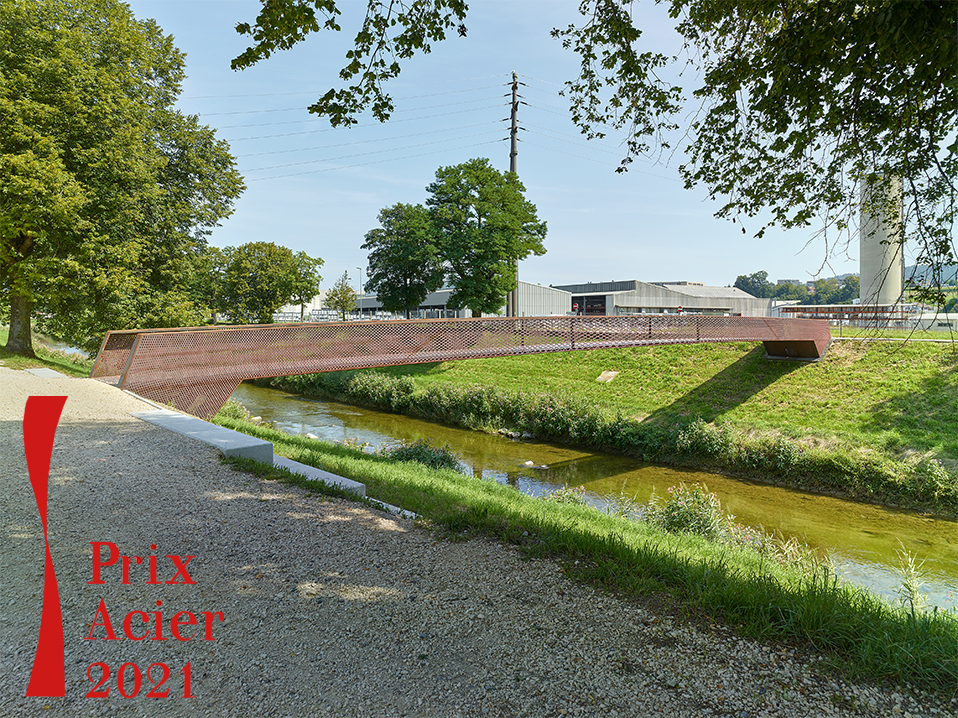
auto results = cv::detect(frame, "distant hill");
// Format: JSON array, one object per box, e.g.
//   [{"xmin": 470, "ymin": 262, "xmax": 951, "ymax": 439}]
[
  {"xmin": 813, "ymin": 266, "xmax": 957, "ymax": 286},
  {"xmin": 905, "ymin": 264, "xmax": 958, "ymax": 285}
]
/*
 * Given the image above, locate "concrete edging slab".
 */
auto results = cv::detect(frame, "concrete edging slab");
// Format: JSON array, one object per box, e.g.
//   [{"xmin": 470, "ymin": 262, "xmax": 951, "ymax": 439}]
[
  {"xmin": 129, "ymin": 408, "xmax": 379, "ymax": 503},
  {"xmin": 273, "ymin": 455, "xmax": 366, "ymax": 497},
  {"xmin": 131, "ymin": 409, "xmax": 274, "ymax": 463}
]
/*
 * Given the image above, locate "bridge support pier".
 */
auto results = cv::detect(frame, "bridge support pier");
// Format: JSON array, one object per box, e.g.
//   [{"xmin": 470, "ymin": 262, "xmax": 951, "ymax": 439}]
[{"xmin": 762, "ymin": 339, "xmax": 831, "ymax": 361}]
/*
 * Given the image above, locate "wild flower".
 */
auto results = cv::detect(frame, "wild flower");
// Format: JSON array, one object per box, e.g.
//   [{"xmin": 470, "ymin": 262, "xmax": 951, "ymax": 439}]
[
  {"xmin": 339, "ymin": 437, "xmax": 372, "ymax": 452},
  {"xmin": 377, "ymin": 439, "xmax": 465, "ymax": 473},
  {"xmin": 543, "ymin": 485, "xmax": 590, "ymax": 505}
]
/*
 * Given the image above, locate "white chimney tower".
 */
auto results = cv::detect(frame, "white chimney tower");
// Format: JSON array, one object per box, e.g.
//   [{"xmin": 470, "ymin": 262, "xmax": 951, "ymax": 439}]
[{"xmin": 859, "ymin": 175, "xmax": 904, "ymax": 306}]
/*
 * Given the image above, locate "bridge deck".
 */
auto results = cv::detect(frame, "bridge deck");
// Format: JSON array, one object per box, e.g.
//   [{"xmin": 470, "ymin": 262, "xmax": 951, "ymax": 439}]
[{"xmin": 92, "ymin": 315, "xmax": 831, "ymax": 418}]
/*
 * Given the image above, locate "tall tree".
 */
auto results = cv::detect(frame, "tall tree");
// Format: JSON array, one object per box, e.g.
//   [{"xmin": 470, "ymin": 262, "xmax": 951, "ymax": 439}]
[
  {"xmin": 289, "ymin": 251, "xmax": 324, "ymax": 320},
  {"xmin": 0, "ymin": 0, "xmax": 243, "ymax": 355},
  {"xmin": 219, "ymin": 242, "xmax": 304, "ymax": 324},
  {"xmin": 231, "ymin": 1, "xmax": 956, "ymax": 303},
  {"xmin": 806, "ymin": 278, "xmax": 840, "ymax": 306},
  {"xmin": 733, "ymin": 271, "xmax": 772, "ymax": 298},
  {"xmin": 426, "ymin": 158, "xmax": 546, "ymax": 317},
  {"xmin": 326, "ymin": 270, "xmax": 357, "ymax": 321},
  {"xmin": 362, "ymin": 203, "xmax": 443, "ymax": 319},
  {"xmin": 770, "ymin": 281, "xmax": 807, "ymax": 302},
  {"xmin": 836, "ymin": 275, "xmax": 860, "ymax": 304},
  {"xmin": 186, "ymin": 246, "xmax": 229, "ymax": 324}
]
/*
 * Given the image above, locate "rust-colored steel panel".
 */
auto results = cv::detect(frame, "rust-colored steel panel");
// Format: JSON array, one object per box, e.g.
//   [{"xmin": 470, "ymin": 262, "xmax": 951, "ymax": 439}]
[{"xmin": 92, "ymin": 316, "xmax": 831, "ymax": 418}]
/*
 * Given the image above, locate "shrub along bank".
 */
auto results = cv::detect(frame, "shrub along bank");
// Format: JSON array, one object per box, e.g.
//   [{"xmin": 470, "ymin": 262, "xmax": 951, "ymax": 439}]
[
  {"xmin": 256, "ymin": 341, "xmax": 958, "ymax": 517},
  {"xmin": 212, "ymin": 410, "xmax": 958, "ymax": 696}
]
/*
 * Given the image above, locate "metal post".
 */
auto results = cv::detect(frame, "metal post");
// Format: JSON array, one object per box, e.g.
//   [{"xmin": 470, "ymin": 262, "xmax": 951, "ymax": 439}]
[
  {"xmin": 507, "ymin": 71, "xmax": 519, "ymax": 318},
  {"xmin": 356, "ymin": 267, "xmax": 363, "ymax": 320},
  {"xmin": 117, "ymin": 334, "xmax": 142, "ymax": 390}
]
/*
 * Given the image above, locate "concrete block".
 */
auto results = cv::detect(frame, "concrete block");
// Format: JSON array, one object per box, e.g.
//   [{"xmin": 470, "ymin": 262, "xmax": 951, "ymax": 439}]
[
  {"xmin": 273, "ymin": 455, "xmax": 366, "ymax": 497},
  {"xmin": 24, "ymin": 367, "xmax": 68, "ymax": 378},
  {"xmin": 131, "ymin": 409, "xmax": 273, "ymax": 463}
]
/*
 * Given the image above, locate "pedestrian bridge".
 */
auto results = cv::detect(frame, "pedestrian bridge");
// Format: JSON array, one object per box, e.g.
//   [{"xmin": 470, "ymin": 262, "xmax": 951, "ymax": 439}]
[{"xmin": 91, "ymin": 315, "xmax": 831, "ymax": 418}]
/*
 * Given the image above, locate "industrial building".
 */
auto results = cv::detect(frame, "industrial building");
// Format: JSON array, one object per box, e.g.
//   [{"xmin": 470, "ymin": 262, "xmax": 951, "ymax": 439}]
[
  {"xmin": 275, "ymin": 279, "xmax": 787, "ymax": 321},
  {"xmin": 274, "ymin": 280, "xmax": 572, "ymax": 321},
  {"xmin": 551, "ymin": 280, "xmax": 783, "ymax": 318},
  {"xmin": 345, "ymin": 281, "xmax": 572, "ymax": 319},
  {"xmin": 778, "ymin": 302, "xmax": 921, "ymax": 328},
  {"xmin": 914, "ymin": 312, "xmax": 958, "ymax": 332}
]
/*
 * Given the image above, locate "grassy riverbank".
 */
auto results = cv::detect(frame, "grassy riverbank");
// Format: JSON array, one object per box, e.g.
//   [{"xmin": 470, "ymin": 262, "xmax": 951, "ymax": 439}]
[
  {"xmin": 0, "ymin": 328, "xmax": 92, "ymax": 377},
  {"xmin": 212, "ymin": 411, "xmax": 958, "ymax": 696},
  {"xmin": 258, "ymin": 340, "xmax": 958, "ymax": 517}
]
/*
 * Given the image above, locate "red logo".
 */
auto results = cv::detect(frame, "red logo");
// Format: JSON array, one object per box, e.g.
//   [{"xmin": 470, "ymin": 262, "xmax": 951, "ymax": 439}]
[{"xmin": 23, "ymin": 395, "xmax": 67, "ymax": 698}]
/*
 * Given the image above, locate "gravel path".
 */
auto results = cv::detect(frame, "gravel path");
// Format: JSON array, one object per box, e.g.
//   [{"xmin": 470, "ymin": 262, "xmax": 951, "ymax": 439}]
[{"xmin": 1, "ymin": 368, "xmax": 953, "ymax": 717}]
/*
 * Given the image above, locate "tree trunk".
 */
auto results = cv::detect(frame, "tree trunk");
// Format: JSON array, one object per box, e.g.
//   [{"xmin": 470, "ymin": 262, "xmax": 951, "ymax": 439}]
[{"xmin": 6, "ymin": 291, "xmax": 36, "ymax": 357}]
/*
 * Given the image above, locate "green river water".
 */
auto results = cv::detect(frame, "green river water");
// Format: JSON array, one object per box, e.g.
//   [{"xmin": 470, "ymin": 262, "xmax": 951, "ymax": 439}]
[{"xmin": 231, "ymin": 382, "xmax": 957, "ymax": 610}]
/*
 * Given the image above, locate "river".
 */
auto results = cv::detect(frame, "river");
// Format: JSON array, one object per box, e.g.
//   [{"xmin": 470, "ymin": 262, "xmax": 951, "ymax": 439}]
[{"xmin": 230, "ymin": 382, "xmax": 957, "ymax": 611}]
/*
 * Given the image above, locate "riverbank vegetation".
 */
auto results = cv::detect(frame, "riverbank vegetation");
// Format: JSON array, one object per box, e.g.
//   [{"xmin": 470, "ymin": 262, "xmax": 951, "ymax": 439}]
[
  {"xmin": 213, "ymin": 408, "xmax": 958, "ymax": 696},
  {"xmin": 0, "ymin": 327, "xmax": 93, "ymax": 377},
  {"xmin": 255, "ymin": 340, "xmax": 958, "ymax": 517}
]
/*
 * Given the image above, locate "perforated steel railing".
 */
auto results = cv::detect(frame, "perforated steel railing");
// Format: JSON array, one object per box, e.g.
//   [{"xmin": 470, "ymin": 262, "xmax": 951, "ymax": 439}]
[{"xmin": 91, "ymin": 315, "xmax": 831, "ymax": 418}]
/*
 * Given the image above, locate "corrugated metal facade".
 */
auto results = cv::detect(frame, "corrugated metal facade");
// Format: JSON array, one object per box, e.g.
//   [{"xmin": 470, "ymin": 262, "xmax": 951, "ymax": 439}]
[
  {"xmin": 514, "ymin": 282, "xmax": 572, "ymax": 316},
  {"xmin": 556, "ymin": 280, "xmax": 779, "ymax": 317}
]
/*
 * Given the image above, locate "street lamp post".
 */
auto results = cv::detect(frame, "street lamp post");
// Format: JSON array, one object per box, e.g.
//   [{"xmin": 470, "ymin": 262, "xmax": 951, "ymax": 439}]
[{"xmin": 356, "ymin": 267, "xmax": 363, "ymax": 320}]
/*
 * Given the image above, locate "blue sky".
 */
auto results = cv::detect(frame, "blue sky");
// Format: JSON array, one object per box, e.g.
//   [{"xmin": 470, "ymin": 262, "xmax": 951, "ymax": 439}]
[{"xmin": 128, "ymin": 0, "xmax": 867, "ymax": 292}]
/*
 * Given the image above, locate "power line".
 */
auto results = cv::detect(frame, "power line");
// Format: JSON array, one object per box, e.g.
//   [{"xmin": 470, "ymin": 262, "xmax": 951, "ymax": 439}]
[
  {"xmin": 244, "ymin": 130, "xmax": 502, "ymax": 172},
  {"xmin": 517, "ymin": 138, "xmax": 616, "ymax": 167},
  {"xmin": 184, "ymin": 74, "xmax": 510, "ymax": 99},
  {"xmin": 388, "ymin": 84, "xmax": 506, "ymax": 101},
  {"xmin": 523, "ymin": 125, "xmax": 626, "ymax": 157},
  {"xmin": 390, "ymin": 73, "xmax": 510, "ymax": 87},
  {"xmin": 518, "ymin": 99, "xmax": 572, "ymax": 119},
  {"xmin": 521, "ymin": 99, "xmax": 626, "ymax": 134},
  {"xmin": 223, "ymin": 105, "xmax": 503, "ymax": 142},
  {"xmin": 234, "ymin": 121, "xmax": 501, "ymax": 159},
  {"xmin": 520, "ymin": 96, "xmax": 571, "ymax": 113},
  {"xmin": 517, "ymin": 73, "xmax": 565, "ymax": 88},
  {"xmin": 519, "ymin": 138, "xmax": 679, "ymax": 181},
  {"xmin": 204, "ymin": 94, "xmax": 505, "ymax": 117},
  {"xmin": 247, "ymin": 139, "xmax": 504, "ymax": 182},
  {"xmin": 517, "ymin": 81, "xmax": 565, "ymax": 100},
  {"xmin": 523, "ymin": 123, "xmax": 671, "ymax": 171},
  {"xmin": 220, "ymin": 118, "xmax": 327, "ymax": 130}
]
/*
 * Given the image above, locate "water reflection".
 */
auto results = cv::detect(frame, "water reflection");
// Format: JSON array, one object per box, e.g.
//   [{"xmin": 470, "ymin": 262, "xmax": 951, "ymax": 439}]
[
  {"xmin": 35, "ymin": 337, "xmax": 86, "ymax": 356},
  {"xmin": 231, "ymin": 382, "xmax": 957, "ymax": 609}
]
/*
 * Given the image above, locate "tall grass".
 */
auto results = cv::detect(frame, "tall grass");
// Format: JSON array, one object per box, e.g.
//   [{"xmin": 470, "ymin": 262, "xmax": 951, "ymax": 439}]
[
  {"xmin": 258, "ymin": 368, "xmax": 958, "ymax": 517},
  {"xmin": 213, "ymin": 412, "xmax": 958, "ymax": 695}
]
